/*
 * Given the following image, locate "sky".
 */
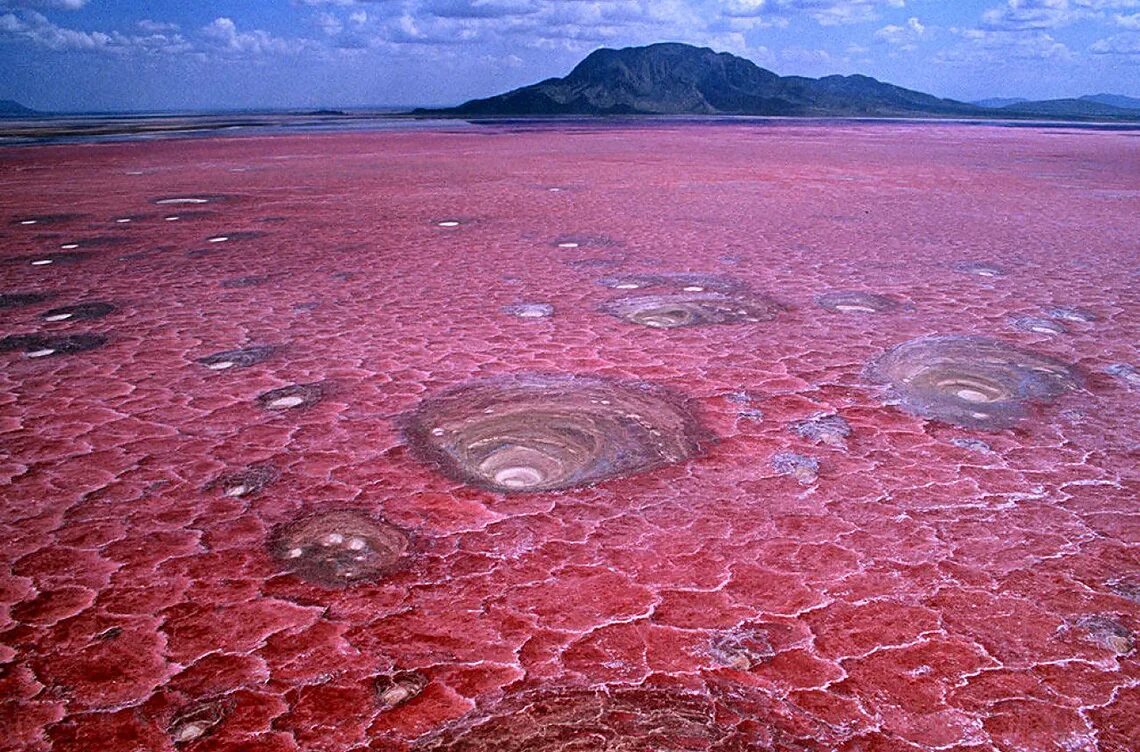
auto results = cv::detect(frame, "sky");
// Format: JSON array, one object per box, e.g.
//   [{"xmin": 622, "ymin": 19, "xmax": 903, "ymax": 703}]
[{"xmin": 1, "ymin": 0, "xmax": 1138, "ymax": 112}]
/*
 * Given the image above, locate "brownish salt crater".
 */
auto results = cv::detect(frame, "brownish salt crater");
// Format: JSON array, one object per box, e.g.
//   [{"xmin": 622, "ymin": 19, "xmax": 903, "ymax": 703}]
[
  {"xmin": 866, "ymin": 335, "xmax": 1078, "ymax": 429},
  {"xmin": 414, "ymin": 686, "xmax": 737, "ymax": 752},
  {"xmin": 404, "ymin": 373, "xmax": 711, "ymax": 493},
  {"xmin": 269, "ymin": 510, "xmax": 411, "ymax": 587}
]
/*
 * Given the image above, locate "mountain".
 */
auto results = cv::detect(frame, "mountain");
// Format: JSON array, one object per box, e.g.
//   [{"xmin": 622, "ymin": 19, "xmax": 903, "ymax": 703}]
[
  {"xmin": 997, "ymin": 98, "xmax": 1140, "ymax": 119},
  {"xmin": 972, "ymin": 97, "xmax": 1028, "ymax": 108},
  {"xmin": 1079, "ymin": 93, "xmax": 1140, "ymax": 110},
  {"xmin": 416, "ymin": 43, "xmax": 981, "ymax": 118},
  {"xmin": 0, "ymin": 99, "xmax": 40, "ymax": 118}
]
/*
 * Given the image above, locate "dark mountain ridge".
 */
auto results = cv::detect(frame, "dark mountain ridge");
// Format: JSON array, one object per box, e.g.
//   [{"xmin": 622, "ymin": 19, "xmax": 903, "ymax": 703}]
[
  {"xmin": 0, "ymin": 99, "xmax": 39, "ymax": 118},
  {"xmin": 419, "ymin": 43, "xmax": 978, "ymax": 118},
  {"xmin": 415, "ymin": 43, "xmax": 1140, "ymax": 122}
]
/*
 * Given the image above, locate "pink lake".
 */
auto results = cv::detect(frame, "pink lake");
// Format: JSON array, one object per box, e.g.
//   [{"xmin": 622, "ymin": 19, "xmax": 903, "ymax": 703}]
[{"xmin": 1, "ymin": 122, "xmax": 1138, "ymax": 751}]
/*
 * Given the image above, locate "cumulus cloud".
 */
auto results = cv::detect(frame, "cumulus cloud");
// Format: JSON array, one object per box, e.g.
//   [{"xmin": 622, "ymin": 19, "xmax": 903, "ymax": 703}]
[
  {"xmin": 723, "ymin": 0, "xmax": 904, "ymax": 27},
  {"xmin": 0, "ymin": 9, "xmax": 189, "ymax": 53},
  {"xmin": 0, "ymin": 0, "xmax": 88, "ymax": 9},
  {"xmin": 981, "ymin": 0, "xmax": 1140, "ymax": 31},
  {"xmin": 875, "ymin": 16, "xmax": 926, "ymax": 49},
  {"xmin": 939, "ymin": 26, "xmax": 1074, "ymax": 63},
  {"xmin": 202, "ymin": 17, "xmax": 309, "ymax": 55},
  {"xmin": 1090, "ymin": 30, "xmax": 1140, "ymax": 52}
]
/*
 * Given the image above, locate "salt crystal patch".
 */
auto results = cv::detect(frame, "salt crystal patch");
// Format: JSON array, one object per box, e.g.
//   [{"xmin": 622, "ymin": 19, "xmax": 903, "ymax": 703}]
[
  {"xmin": 206, "ymin": 361, "xmax": 235, "ymax": 370},
  {"xmin": 31, "ymin": 259, "xmax": 53, "ymax": 266},
  {"xmin": 207, "ymin": 236, "xmax": 229, "ymax": 243},
  {"xmin": 60, "ymin": 243, "xmax": 79, "ymax": 249},
  {"xmin": 269, "ymin": 395, "xmax": 305, "ymax": 409},
  {"xmin": 27, "ymin": 349, "xmax": 55, "ymax": 358},
  {"xmin": 43, "ymin": 313, "xmax": 72, "ymax": 322}
]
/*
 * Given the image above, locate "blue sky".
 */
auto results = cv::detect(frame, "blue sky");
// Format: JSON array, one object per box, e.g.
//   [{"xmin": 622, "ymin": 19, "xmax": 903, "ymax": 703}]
[{"xmin": 1, "ymin": 0, "xmax": 1138, "ymax": 111}]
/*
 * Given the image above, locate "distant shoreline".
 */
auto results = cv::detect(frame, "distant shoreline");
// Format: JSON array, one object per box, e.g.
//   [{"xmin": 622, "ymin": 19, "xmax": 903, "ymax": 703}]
[{"xmin": 3, "ymin": 111, "xmax": 1139, "ymax": 146}]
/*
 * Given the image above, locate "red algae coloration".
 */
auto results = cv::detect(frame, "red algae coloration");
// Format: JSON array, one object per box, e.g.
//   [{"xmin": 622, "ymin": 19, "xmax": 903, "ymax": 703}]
[{"xmin": 1, "ymin": 123, "xmax": 1138, "ymax": 752}]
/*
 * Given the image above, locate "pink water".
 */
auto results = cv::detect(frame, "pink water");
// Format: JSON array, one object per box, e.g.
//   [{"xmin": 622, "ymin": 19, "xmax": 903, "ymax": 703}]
[{"xmin": 1, "ymin": 123, "xmax": 1137, "ymax": 751}]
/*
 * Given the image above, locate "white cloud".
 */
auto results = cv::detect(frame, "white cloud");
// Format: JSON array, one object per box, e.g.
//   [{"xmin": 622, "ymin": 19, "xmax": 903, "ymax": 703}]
[
  {"xmin": 981, "ymin": 0, "xmax": 1140, "ymax": 31},
  {"xmin": 0, "ymin": 9, "xmax": 190, "ymax": 53},
  {"xmin": 202, "ymin": 17, "xmax": 309, "ymax": 55},
  {"xmin": 875, "ymin": 16, "xmax": 926, "ymax": 48},
  {"xmin": 1090, "ymin": 30, "xmax": 1140, "ymax": 53},
  {"xmin": 0, "ymin": 0, "xmax": 88, "ymax": 9},
  {"xmin": 939, "ymin": 26, "xmax": 1074, "ymax": 63}
]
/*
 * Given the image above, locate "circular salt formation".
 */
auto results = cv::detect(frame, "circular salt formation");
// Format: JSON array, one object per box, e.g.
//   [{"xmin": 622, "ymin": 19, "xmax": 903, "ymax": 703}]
[
  {"xmin": 816, "ymin": 291, "xmax": 899, "ymax": 314},
  {"xmin": 152, "ymin": 195, "xmax": 230, "ymax": 206},
  {"xmin": 955, "ymin": 262, "xmax": 1006, "ymax": 278},
  {"xmin": 503, "ymin": 302, "xmax": 554, "ymax": 319},
  {"xmin": 414, "ymin": 686, "xmax": 737, "ymax": 752},
  {"xmin": 167, "ymin": 700, "xmax": 229, "ymax": 747},
  {"xmin": 40, "ymin": 301, "xmax": 115, "ymax": 322},
  {"xmin": 256, "ymin": 382, "xmax": 325, "ymax": 411},
  {"xmin": 1047, "ymin": 307, "xmax": 1097, "ymax": 323},
  {"xmin": 597, "ymin": 273, "xmax": 743, "ymax": 293},
  {"xmin": 1011, "ymin": 316, "xmax": 1066, "ymax": 335},
  {"xmin": 10, "ymin": 213, "xmax": 84, "ymax": 227},
  {"xmin": 196, "ymin": 345, "xmax": 276, "ymax": 370},
  {"xmin": 600, "ymin": 292, "xmax": 780, "ymax": 329},
  {"xmin": 17, "ymin": 251, "xmax": 92, "ymax": 267},
  {"xmin": 0, "ymin": 333, "xmax": 107, "ymax": 357},
  {"xmin": 269, "ymin": 510, "xmax": 410, "ymax": 587},
  {"xmin": 0, "ymin": 291, "xmax": 53, "ymax": 309},
  {"xmin": 205, "ymin": 464, "xmax": 277, "ymax": 498},
  {"xmin": 866, "ymin": 335, "xmax": 1077, "ymax": 429},
  {"xmin": 404, "ymin": 374, "xmax": 710, "ymax": 493}
]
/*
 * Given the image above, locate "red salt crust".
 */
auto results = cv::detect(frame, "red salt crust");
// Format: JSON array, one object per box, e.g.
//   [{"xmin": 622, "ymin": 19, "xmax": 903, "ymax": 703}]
[{"xmin": 0, "ymin": 123, "xmax": 1138, "ymax": 751}]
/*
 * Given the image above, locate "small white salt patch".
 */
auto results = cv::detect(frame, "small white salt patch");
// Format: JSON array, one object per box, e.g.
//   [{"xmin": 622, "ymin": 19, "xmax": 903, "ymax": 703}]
[
  {"xmin": 31, "ymin": 259, "xmax": 53, "ymax": 266},
  {"xmin": 516, "ymin": 308, "xmax": 547, "ymax": 318},
  {"xmin": 286, "ymin": 547, "xmax": 304, "ymax": 559},
  {"xmin": 835, "ymin": 304, "xmax": 875, "ymax": 313},
  {"xmin": 207, "ymin": 236, "xmax": 229, "ymax": 243},
  {"xmin": 436, "ymin": 220, "xmax": 461, "ymax": 227},
  {"xmin": 115, "ymin": 218, "xmax": 132, "ymax": 224},
  {"xmin": 61, "ymin": 243, "xmax": 79, "ymax": 249},
  {"xmin": 1030, "ymin": 325, "xmax": 1058, "ymax": 335},
  {"xmin": 164, "ymin": 216, "xmax": 180, "ymax": 221},
  {"xmin": 682, "ymin": 285, "xmax": 705, "ymax": 292},
  {"xmin": 27, "ymin": 349, "xmax": 55, "ymax": 358},
  {"xmin": 323, "ymin": 533, "xmax": 345, "ymax": 546},
  {"xmin": 19, "ymin": 220, "xmax": 37, "ymax": 225},
  {"xmin": 976, "ymin": 270, "xmax": 996, "ymax": 277},
  {"xmin": 269, "ymin": 395, "xmax": 306, "ymax": 409},
  {"xmin": 206, "ymin": 360, "xmax": 235, "ymax": 370},
  {"xmin": 557, "ymin": 242, "xmax": 579, "ymax": 248},
  {"xmin": 956, "ymin": 389, "xmax": 990, "ymax": 403},
  {"xmin": 431, "ymin": 427, "xmax": 446, "ymax": 436},
  {"xmin": 43, "ymin": 313, "xmax": 72, "ymax": 322},
  {"xmin": 125, "ymin": 171, "xmax": 144, "ymax": 176},
  {"xmin": 224, "ymin": 484, "xmax": 249, "ymax": 497},
  {"xmin": 157, "ymin": 198, "xmax": 209, "ymax": 205},
  {"xmin": 548, "ymin": 187, "xmax": 563, "ymax": 192},
  {"xmin": 614, "ymin": 283, "xmax": 640, "ymax": 290},
  {"xmin": 347, "ymin": 537, "xmax": 367, "ymax": 551}
]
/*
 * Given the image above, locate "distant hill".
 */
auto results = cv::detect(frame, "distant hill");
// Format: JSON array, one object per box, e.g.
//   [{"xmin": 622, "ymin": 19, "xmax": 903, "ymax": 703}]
[
  {"xmin": 997, "ymin": 98, "xmax": 1140, "ymax": 119},
  {"xmin": 1079, "ymin": 93, "xmax": 1140, "ymax": 110},
  {"xmin": 972, "ymin": 98, "xmax": 1028, "ymax": 108},
  {"xmin": 416, "ymin": 43, "xmax": 982, "ymax": 118},
  {"xmin": 0, "ymin": 99, "xmax": 39, "ymax": 118}
]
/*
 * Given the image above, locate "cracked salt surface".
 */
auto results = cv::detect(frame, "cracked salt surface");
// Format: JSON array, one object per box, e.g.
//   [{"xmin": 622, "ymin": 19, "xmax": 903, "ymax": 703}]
[{"xmin": 1, "ymin": 123, "xmax": 1137, "ymax": 752}]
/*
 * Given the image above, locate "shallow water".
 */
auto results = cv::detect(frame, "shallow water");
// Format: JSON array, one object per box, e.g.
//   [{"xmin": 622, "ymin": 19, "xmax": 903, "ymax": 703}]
[{"xmin": 1, "ymin": 122, "xmax": 1137, "ymax": 751}]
